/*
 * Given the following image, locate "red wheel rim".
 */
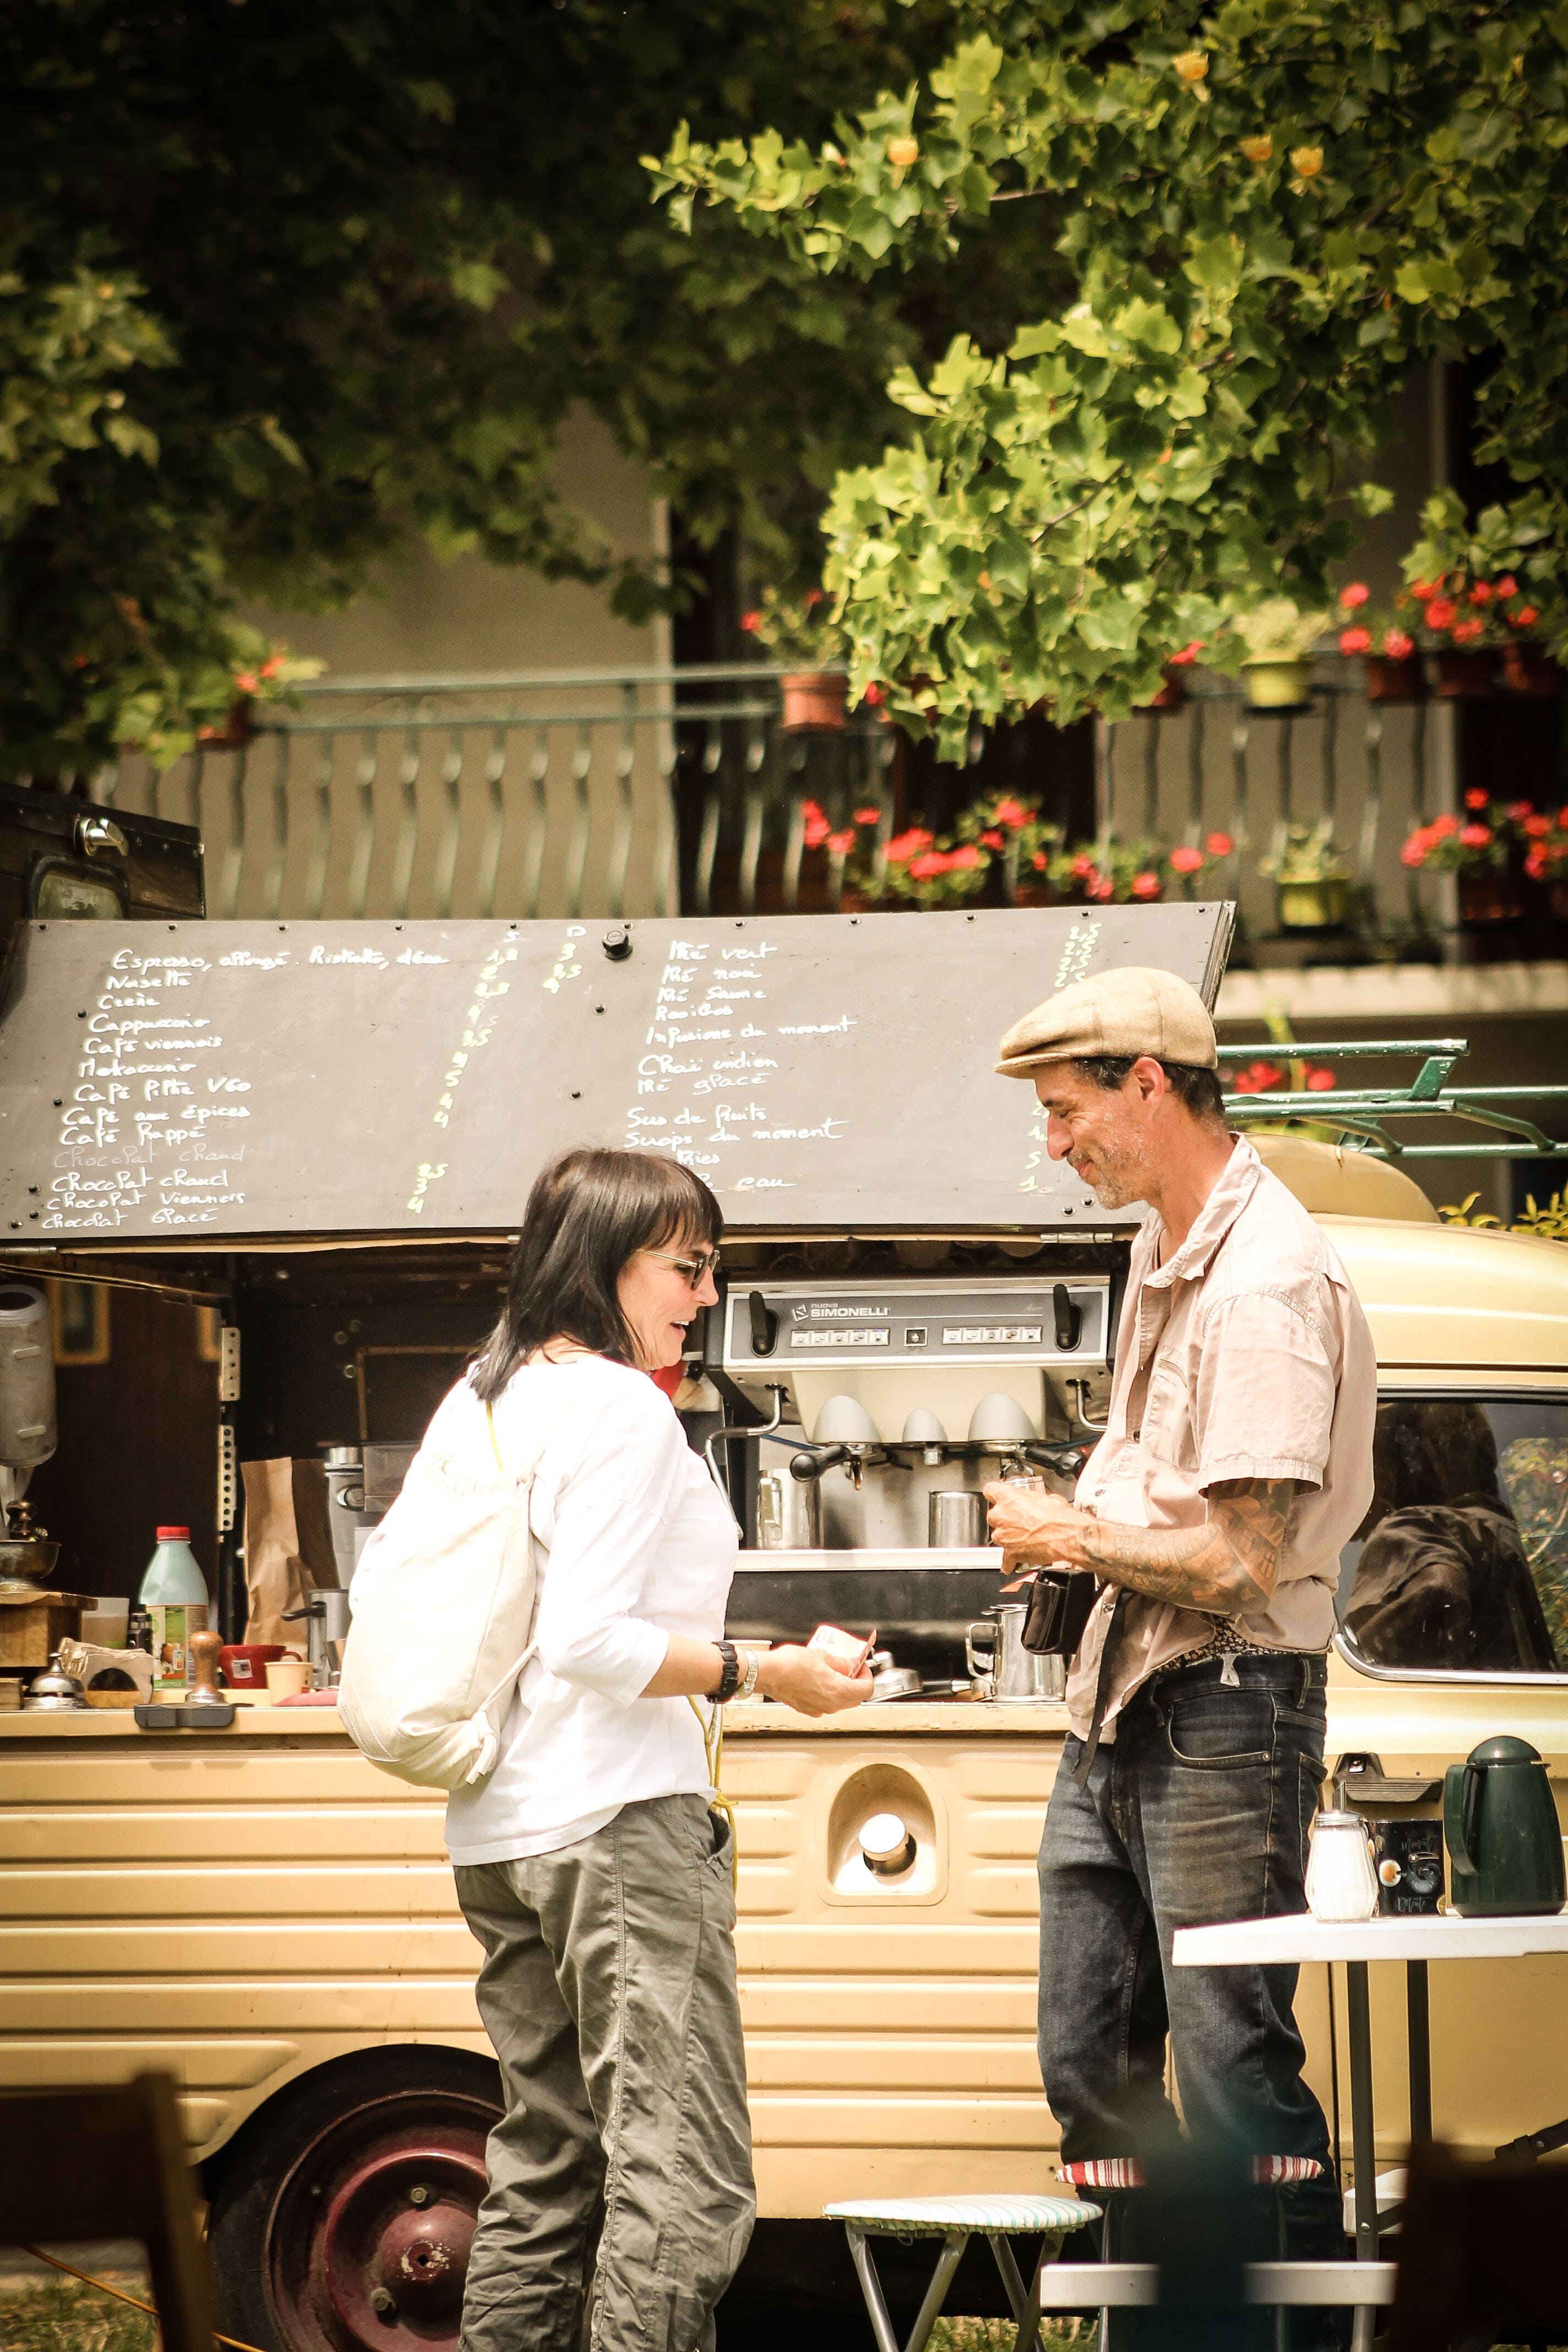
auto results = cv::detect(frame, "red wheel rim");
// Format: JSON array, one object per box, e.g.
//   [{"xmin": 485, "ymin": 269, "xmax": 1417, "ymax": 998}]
[{"xmin": 266, "ymin": 2087, "xmax": 498, "ymax": 2352}]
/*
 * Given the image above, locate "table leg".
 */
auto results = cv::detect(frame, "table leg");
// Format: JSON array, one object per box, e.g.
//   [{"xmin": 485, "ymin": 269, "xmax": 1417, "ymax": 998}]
[
  {"xmin": 986, "ymin": 2231, "xmax": 1042, "ymax": 2352},
  {"xmin": 1346, "ymin": 1959, "xmax": 1379, "ymax": 2266},
  {"xmin": 1406, "ymin": 1959, "xmax": 1432, "ymax": 2146}
]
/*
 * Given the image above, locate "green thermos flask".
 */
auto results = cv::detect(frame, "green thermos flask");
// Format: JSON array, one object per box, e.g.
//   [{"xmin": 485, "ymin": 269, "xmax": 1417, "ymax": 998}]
[{"xmin": 1443, "ymin": 1735, "xmax": 1566, "ymax": 1917}]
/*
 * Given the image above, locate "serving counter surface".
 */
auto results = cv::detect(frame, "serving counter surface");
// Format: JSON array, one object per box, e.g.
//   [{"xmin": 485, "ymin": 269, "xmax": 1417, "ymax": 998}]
[{"xmin": 0, "ymin": 1696, "xmax": 1070, "ymax": 1740}]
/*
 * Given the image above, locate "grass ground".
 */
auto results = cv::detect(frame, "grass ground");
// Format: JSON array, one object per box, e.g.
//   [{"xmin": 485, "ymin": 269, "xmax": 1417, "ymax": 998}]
[{"xmin": 0, "ymin": 2278, "xmax": 1106, "ymax": 2352}]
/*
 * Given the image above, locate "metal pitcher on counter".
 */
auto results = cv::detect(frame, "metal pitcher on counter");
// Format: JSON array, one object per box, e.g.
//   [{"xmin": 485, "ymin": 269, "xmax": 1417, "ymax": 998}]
[{"xmin": 966, "ymin": 1603, "xmax": 1065, "ymax": 1703}]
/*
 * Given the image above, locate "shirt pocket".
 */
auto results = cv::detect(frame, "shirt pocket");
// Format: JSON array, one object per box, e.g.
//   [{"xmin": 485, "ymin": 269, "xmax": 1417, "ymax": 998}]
[{"xmin": 1139, "ymin": 1356, "xmax": 1199, "ymax": 1471}]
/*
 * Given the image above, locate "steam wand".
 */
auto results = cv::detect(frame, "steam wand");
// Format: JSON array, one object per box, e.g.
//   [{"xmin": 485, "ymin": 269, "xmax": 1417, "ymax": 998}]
[{"xmin": 704, "ymin": 1386, "xmax": 788, "ymax": 1528}]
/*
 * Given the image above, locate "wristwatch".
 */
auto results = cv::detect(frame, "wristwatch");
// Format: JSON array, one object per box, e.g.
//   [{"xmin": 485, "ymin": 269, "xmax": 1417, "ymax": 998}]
[{"xmin": 707, "ymin": 1640, "xmax": 740, "ymax": 1704}]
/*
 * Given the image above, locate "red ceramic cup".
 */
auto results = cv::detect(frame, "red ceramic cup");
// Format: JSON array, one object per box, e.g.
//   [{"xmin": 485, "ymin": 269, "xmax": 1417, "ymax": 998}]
[{"xmin": 218, "ymin": 1642, "xmax": 287, "ymax": 1687}]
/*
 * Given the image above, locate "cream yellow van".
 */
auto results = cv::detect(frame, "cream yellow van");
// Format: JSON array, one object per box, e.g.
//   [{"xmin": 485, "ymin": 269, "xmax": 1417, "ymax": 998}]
[{"xmin": 1, "ymin": 1182, "xmax": 1565, "ymax": 2352}]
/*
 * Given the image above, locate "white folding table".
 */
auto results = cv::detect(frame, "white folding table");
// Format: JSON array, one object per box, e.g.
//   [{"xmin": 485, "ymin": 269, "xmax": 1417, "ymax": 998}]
[{"xmin": 1172, "ymin": 1910, "xmax": 1568, "ymax": 2271}]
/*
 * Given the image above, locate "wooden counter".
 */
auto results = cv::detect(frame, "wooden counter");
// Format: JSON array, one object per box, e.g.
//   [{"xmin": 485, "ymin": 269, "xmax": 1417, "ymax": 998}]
[{"xmin": 0, "ymin": 1695, "xmax": 1071, "ymax": 1740}]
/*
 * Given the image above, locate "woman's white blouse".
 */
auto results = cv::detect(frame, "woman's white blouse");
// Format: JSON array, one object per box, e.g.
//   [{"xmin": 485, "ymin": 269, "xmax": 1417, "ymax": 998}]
[{"xmin": 444, "ymin": 1354, "xmax": 739, "ymax": 1866}]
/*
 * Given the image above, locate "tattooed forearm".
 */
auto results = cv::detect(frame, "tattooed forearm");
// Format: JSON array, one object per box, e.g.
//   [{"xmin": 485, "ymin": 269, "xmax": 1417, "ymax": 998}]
[{"xmin": 1039, "ymin": 1479, "xmax": 1294, "ymax": 1614}]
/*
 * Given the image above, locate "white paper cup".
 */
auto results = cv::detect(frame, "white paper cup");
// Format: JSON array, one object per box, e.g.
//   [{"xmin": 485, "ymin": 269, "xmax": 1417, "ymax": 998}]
[{"xmin": 265, "ymin": 1658, "xmax": 310, "ymax": 1701}]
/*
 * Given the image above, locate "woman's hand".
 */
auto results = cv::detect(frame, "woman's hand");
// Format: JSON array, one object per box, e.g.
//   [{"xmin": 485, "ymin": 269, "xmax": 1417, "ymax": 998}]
[{"xmin": 755, "ymin": 1644, "xmax": 873, "ymax": 1717}]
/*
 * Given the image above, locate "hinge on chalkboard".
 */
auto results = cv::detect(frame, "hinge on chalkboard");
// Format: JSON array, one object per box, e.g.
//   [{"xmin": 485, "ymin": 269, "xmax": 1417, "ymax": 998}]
[
  {"xmin": 218, "ymin": 1324, "xmax": 241, "ymax": 1402},
  {"xmin": 217, "ymin": 1424, "xmax": 238, "ymax": 1534}
]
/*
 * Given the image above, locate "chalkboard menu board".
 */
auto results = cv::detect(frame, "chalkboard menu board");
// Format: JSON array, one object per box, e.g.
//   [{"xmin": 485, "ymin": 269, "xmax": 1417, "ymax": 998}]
[{"xmin": 0, "ymin": 904, "xmax": 1231, "ymax": 1241}]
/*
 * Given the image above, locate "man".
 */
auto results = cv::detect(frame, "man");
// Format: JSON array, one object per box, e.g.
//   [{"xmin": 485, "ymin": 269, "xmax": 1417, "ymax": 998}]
[{"xmin": 986, "ymin": 966, "xmax": 1376, "ymax": 2299}]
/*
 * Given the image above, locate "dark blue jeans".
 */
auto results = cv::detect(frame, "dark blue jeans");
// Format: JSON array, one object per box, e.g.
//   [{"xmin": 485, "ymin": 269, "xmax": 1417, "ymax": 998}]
[{"xmin": 1038, "ymin": 1654, "xmax": 1344, "ymax": 2284}]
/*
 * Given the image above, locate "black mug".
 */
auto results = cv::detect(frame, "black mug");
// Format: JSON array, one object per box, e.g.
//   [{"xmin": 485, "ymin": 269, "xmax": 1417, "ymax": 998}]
[{"xmin": 1021, "ymin": 1570, "xmax": 1098, "ymax": 1658}]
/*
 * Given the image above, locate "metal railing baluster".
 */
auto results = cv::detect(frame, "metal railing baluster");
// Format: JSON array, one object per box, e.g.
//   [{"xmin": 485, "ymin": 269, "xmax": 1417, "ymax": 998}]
[
  {"xmin": 1186, "ymin": 697, "xmax": 1206, "ymax": 844},
  {"xmin": 693, "ymin": 719, "xmax": 723, "ymax": 916},
  {"xmin": 738, "ymin": 723, "xmax": 766, "ymax": 915},
  {"xmin": 564, "ymin": 723, "xmax": 593, "ymax": 917},
  {"xmin": 434, "ymin": 729, "xmax": 463, "ymax": 920},
  {"xmin": 349, "ymin": 733, "xmax": 378, "ymax": 918},
  {"xmin": 1229, "ymin": 706, "xmax": 1250, "ymax": 910},
  {"xmin": 522, "ymin": 729, "xmax": 549, "ymax": 919},
  {"xmin": 263, "ymin": 731, "xmax": 290, "ymax": 917},
  {"xmin": 606, "ymin": 684, "xmax": 638, "ymax": 919},
  {"xmin": 477, "ymin": 728, "xmax": 506, "ymax": 919},
  {"xmin": 391, "ymin": 729, "xmax": 421, "ymax": 919},
  {"xmin": 306, "ymin": 731, "xmax": 333, "ymax": 919},
  {"xmin": 221, "ymin": 745, "xmax": 246, "ymax": 919},
  {"xmin": 1142, "ymin": 714, "xmax": 1161, "ymax": 839}
]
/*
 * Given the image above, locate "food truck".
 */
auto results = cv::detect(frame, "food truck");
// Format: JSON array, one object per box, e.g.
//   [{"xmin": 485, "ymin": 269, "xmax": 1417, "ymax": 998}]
[{"xmin": 0, "ymin": 902, "xmax": 1564, "ymax": 2352}]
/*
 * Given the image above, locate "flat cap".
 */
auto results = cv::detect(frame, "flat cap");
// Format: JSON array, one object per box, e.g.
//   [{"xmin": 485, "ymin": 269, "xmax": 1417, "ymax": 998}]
[{"xmin": 995, "ymin": 965, "xmax": 1217, "ymax": 1079}]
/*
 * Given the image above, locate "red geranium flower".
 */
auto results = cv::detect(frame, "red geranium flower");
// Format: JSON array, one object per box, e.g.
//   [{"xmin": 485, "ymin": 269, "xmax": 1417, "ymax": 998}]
[
  {"xmin": 1071, "ymin": 855, "xmax": 1097, "ymax": 878},
  {"xmin": 1338, "ymin": 582, "xmax": 1371, "ymax": 610},
  {"xmin": 1465, "ymin": 789, "xmax": 1490, "ymax": 809},
  {"xmin": 1410, "ymin": 578, "xmax": 1440, "ymax": 602},
  {"xmin": 1469, "ymin": 581, "xmax": 1494, "ymax": 606},
  {"xmin": 862, "ymin": 682, "xmax": 884, "ymax": 705},
  {"xmin": 1459, "ymin": 823, "xmax": 1491, "ymax": 847},
  {"xmin": 1431, "ymin": 812, "xmax": 1459, "ymax": 837},
  {"xmin": 1384, "ymin": 628, "xmax": 1415, "ymax": 660},
  {"xmin": 1169, "ymin": 845, "xmax": 1205, "ymax": 874},
  {"xmin": 1131, "ymin": 871, "xmax": 1162, "ymax": 900},
  {"xmin": 740, "ymin": 611, "xmax": 762, "ymax": 635},
  {"xmin": 1451, "ymin": 617, "xmax": 1485, "ymax": 643},
  {"xmin": 981, "ymin": 829, "xmax": 1004, "ymax": 850},
  {"xmin": 1400, "ymin": 831, "xmax": 1432, "ymax": 868},
  {"xmin": 1513, "ymin": 605, "xmax": 1540, "ymax": 629},
  {"xmin": 826, "ymin": 830, "xmax": 856, "ymax": 857},
  {"xmin": 1233, "ymin": 1060, "xmax": 1283, "ymax": 1093},
  {"xmin": 908, "ymin": 851, "xmax": 950, "ymax": 880},
  {"xmin": 1507, "ymin": 800, "xmax": 1534, "ymax": 822},
  {"xmin": 1205, "ymin": 830, "xmax": 1234, "ymax": 856},
  {"xmin": 1168, "ymin": 640, "xmax": 1205, "ymax": 666},
  {"xmin": 1525, "ymin": 813, "xmax": 1551, "ymax": 837},
  {"xmin": 1496, "ymin": 575, "xmax": 1518, "ymax": 598},
  {"xmin": 1526, "ymin": 848, "xmax": 1549, "ymax": 879},
  {"xmin": 1305, "ymin": 1066, "xmax": 1337, "ymax": 1091},
  {"xmin": 1339, "ymin": 626, "xmax": 1373, "ymax": 656},
  {"xmin": 853, "ymin": 807, "xmax": 881, "ymax": 825},
  {"xmin": 1426, "ymin": 598, "xmax": 1457, "ymax": 630},
  {"xmin": 949, "ymin": 843, "xmax": 982, "ymax": 870},
  {"xmin": 885, "ymin": 827, "xmax": 933, "ymax": 863},
  {"xmin": 802, "ymin": 798, "xmax": 831, "ymax": 849},
  {"xmin": 993, "ymin": 797, "xmax": 1028, "ymax": 828},
  {"xmin": 1032, "ymin": 850, "xmax": 1048, "ymax": 870}
]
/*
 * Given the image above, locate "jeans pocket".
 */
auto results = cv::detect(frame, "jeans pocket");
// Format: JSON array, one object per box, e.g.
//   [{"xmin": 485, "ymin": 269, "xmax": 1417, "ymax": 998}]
[{"xmin": 1164, "ymin": 1689, "xmax": 1275, "ymax": 1768}]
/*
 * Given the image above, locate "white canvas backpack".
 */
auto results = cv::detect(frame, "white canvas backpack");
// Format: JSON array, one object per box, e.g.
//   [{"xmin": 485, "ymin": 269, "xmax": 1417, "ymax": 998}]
[{"xmin": 337, "ymin": 1374, "xmax": 554, "ymax": 1790}]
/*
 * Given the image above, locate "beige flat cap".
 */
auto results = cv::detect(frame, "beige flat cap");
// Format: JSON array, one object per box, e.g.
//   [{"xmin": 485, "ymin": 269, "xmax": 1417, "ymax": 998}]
[{"xmin": 995, "ymin": 965, "xmax": 1217, "ymax": 1078}]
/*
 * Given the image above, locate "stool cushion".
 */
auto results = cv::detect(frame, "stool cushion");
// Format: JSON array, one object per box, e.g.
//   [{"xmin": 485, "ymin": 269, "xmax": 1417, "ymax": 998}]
[
  {"xmin": 1057, "ymin": 2158, "xmax": 1324, "ymax": 2191},
  {"xmin": 825, "ymin": 2194, "xmax": 1099, "ymax": 2235}
]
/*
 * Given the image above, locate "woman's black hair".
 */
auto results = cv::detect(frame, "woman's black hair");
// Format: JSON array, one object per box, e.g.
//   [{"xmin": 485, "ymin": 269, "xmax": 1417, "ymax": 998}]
[{"xmin": 470, "ymin": 1147, "xmax": 722, "ymax": 1402}]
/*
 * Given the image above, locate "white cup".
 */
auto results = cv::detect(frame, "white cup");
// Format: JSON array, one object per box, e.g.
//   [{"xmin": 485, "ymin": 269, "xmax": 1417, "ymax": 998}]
[{"xmin": 265, "ymin": 1658, "xmax": 311, "ymax": 1701}]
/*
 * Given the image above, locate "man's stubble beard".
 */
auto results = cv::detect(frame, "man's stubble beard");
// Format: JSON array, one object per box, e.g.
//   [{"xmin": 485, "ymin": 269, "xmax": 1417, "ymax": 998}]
[{"xmin": 1072, "ymin": 1136, "xmax": 1151, "ymax": 1212}]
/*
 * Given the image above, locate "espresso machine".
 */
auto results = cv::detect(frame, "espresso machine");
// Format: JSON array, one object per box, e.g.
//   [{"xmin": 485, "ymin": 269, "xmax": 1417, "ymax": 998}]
[{"xmin": 710, "ymin": 1264, "xmax": 1115, "ymax": 1696}]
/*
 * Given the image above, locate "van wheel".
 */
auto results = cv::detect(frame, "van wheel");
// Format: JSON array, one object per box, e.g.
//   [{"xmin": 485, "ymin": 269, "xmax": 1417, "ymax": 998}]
[{"xmin": 205, "ymin": 2047, "xmax": 503, "ymax": 2352}]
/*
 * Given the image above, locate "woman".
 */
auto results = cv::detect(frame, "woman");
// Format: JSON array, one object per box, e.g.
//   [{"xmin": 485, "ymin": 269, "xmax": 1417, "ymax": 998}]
[{"xmin": 450, "ymin": 1146, "xmax": 870, "ymax": 2352}]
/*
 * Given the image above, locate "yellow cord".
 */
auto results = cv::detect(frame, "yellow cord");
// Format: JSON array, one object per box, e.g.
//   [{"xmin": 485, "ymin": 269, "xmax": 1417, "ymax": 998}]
[
  {"xmin": 21, "ymin": 2242, "xmax": 271, "ymax": 2352},
  {"xmin": 687, "ymin": 1695, "xmax": 738, "ymax": 1889}
]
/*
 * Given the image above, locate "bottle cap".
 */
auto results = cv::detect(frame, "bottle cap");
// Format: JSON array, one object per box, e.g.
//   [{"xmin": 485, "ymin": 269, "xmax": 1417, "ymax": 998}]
[{"xmin": 155, "ymin": 1525, "xmax": 190, "ymax": 1541}]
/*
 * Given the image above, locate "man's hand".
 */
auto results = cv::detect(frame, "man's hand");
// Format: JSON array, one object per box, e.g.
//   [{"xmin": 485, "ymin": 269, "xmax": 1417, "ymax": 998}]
[
  {"xmin": 984, "ymin": 1480, "xmax": 1094, "ymax": 1581},
  {"xmin": 986, "ymin": 1476, "xmax": 1295, "ymax": 1616}
]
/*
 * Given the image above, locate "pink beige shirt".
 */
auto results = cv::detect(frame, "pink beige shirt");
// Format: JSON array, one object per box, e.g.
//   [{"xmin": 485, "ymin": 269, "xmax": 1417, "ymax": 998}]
[{"xmin": 1065, "ymin": 1135, "xmax": 1377, "ymax": 1741}]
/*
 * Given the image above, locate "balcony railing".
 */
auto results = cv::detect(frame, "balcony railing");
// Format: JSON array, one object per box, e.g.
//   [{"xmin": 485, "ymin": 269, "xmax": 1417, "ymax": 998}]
[{"xmin": 88, "ymin": 657, "xmax": 1548, "ymax": 944}]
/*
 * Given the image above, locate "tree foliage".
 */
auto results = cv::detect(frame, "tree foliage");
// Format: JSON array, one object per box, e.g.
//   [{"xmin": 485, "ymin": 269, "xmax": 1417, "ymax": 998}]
[
  {"xmin": 655, "ymin": 2, "xmax": 1568, "ymax": 750},
  {"xmin": 1, "ymin": 0, "xmax": 1061, "ymax": 775}
]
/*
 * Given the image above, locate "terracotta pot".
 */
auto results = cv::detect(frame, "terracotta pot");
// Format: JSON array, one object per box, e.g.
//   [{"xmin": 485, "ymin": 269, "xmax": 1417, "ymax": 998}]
[
  {"xmin": 1503, "ymin": 642, "xmax": 1564, "ymax": 699},
  {"xmin": 780, "ymin": 671, "xmax": 847, "ymax": 731},
  {"xmin": 1458, "ymin": 867, "xmax": 1523, "ymax": 926},
  {"xmin": 1433, "ymin": 649, "xmax": 1498, "ymax": 700},
  {"xmin": 1362, "ymin": 655, "xmax": 1425, "ymax": 704},
  {"xmin": 1243, "ymin": 660, "xmax": 1314, "ymax": 710},
  {"xmin": 1275, "ymin": 877, "xmax": 1349, "ymax": 930},
  {"xmin": 196, "ymin": 696, "xmax": 257, "ymax": 751},
  {"xmin": 1009, "ymin": 879, "xmax": 1056, "ymax": 907},
  {"xmin": 1141, "ymin": 665, "xmax": 1188, "ymax": 714}
]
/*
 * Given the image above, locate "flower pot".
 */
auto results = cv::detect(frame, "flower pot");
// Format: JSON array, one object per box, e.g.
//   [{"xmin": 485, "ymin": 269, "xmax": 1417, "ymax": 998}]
[
  {"xmin": 780, "ymin": 671, "xmax": 848, "ymax": 731},
  {"xmin": 1243, "ymin": 660, "xmax": 1314, "ymax": 710},
  {"xmin": 1458, "ymin": 868, "xmax": 1522, "ymax": 927},
  {"xmin": 196, "ymin": 696, "xmax": 257, "ymax": 752},
  {"xmin": 1141, "ymin": 665, "xmax": 1188, "ymax": 714},
  {"xmin": 1503, "ymin": 643, "xmax": 1564, "ymax": 699},
  {"xmin": 1434, "ymin": 650, "xmax": 1498, "ymax": 700},
  {"xmin": 1009, "ymin": 880, "xmax": 1056, "ymax": 907},
  {"xmin": 1362, "ymin": 655, "xmax": 1425, "ymax": 704},
  {"xmin": 1275, "ymin": 877, "xmax": 1349, "ymax": 930}
]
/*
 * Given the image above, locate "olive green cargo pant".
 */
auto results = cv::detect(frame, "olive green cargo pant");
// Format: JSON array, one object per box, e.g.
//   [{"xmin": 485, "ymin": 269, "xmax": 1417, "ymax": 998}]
[{"xmin": 454, "ymin": 1793, "xmax": 755, "ymax": 2352}]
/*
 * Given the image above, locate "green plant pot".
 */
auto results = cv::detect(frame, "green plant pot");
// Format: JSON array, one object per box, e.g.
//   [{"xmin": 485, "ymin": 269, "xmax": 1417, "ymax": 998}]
[
  {"xmin": 1275, "ymin": 877, "xmax": 1349, "ymax": 929},
  {"xmin": 1243, "ymin": 660, "xmax": 1314, "ymax": 709}
]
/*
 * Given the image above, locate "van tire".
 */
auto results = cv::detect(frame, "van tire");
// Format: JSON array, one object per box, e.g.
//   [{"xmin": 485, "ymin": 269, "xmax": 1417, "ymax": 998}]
[{"xmin": 204, "ymin": 2045, "xmax": 502, "ymax": 2352}]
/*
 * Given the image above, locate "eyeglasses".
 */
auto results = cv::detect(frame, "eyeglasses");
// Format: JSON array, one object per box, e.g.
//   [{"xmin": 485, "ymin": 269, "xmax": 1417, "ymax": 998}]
[{"xmin": 645, "ymin": 1246, "xmax": 722, "ymax": 1289}]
